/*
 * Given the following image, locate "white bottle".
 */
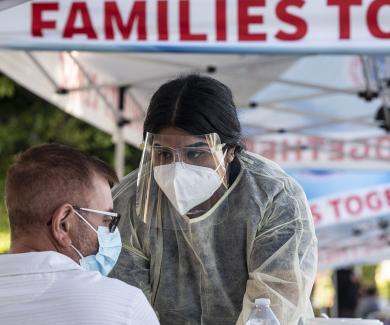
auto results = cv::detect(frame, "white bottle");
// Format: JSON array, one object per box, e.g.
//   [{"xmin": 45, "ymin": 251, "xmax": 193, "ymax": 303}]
[{"xmin": 245, "ymin": 298, "xmax": 281, "ymax": 325}]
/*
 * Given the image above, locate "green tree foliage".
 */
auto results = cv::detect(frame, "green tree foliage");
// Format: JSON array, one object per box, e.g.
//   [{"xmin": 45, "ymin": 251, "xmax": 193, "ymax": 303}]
[
  {"xmin": 0, "ymin": 75, "xmax": 15, "ymax": 98},
  {"xmin": 0, "ymin": 75, "xmax": 141, "ymax": 252}
]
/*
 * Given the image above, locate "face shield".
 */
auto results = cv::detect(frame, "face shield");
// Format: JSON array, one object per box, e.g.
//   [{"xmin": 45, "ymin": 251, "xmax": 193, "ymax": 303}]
[{"xmin": 136, "ymin": 132, "xmax": 228, "ymax": 229}]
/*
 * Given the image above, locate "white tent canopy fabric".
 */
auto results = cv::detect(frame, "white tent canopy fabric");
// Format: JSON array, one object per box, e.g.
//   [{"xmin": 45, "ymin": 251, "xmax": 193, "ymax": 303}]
[
  {"xmin": 0, "ymin": 50, "xmax": 298, "ymax": 146},
  {"xmin": 1, "ymin": 51, "xmax": 388, "ymax": 171},
  {"xmin": 0, "ymin": 0, "xmax": 29, "ymax": 11},
  {"xmin": 0, "ymin": 0, "xmax": 389, "ymax": 270}
]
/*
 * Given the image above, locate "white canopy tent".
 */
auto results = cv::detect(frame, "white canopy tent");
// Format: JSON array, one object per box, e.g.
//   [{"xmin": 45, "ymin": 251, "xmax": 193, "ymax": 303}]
[
  {"xmin": 0, "ymin": 50, "xmax": 299, "ymax": 175},
  {"xmin": 0, "ymin": 0, "xmax": 389, "ymax": 270}
]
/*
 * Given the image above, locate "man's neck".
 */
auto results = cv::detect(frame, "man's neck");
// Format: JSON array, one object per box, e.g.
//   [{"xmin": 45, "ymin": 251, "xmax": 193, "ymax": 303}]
[
  {"xmin": 10, "ymin": 233, "xmax": 56, "ymax": 254},
  {"xmin": 10, "ymin": 231, "xmax": 80, "ymax": 264},
  {"xmin": 10, "ymin": 242, "xmax": 42, "ymax": 254}
]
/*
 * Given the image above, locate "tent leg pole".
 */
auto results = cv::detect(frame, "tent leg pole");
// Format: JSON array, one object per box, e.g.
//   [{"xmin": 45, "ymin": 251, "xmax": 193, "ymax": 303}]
[
  {"xmin": 332, "ymin": 271, "xmax": 338, "ymax": 317},
  {"xmin": 115, "ymin": 127, "xmax": 125, "ymax": 180}
]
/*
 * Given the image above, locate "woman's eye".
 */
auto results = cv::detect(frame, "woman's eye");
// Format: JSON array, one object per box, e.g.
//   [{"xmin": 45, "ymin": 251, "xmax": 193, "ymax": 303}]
[
  {"xmin": 187, "ymin": 150, "xmax": 203, "ymax": 160},
  {"xmin": 157, "ymin": 149, "xmax": 172, "ymax": 159}
]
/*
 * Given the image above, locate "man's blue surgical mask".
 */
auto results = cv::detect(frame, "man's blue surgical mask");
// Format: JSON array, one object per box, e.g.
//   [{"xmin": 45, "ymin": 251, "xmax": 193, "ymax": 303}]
[{"xmin": 71, "ymin": 210, "xmax": 122, "ymax": 276}]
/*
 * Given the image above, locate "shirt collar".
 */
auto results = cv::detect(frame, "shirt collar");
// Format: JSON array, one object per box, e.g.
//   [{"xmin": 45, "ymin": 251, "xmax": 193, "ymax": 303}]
[{"xmin": 0, "ymin": 251, "xmax": 82, "ymax": 276}]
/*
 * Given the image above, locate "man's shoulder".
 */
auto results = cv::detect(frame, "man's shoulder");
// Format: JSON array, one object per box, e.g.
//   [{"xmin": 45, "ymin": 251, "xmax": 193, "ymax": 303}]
[
  {"xmin": 54, "ymin": 269, "xmax": 145, "ymax": 310},
  {"xmin": 95, "ymin": 272, "xmax": 140, "ymax": 292},
  {"xmin": 84, "ymin": 273, "xmax": 159, "ymax": 324},
  {"xmin": 0, "ymin": 253, "xmax": 157, "ymax": 324},
  {"xmin": 72, "ymin": 272, "xmax": 157, "ymax": 322},
  {"xmin": 73, "ymin": 269, "xmax": 143, "ymax": 298}
]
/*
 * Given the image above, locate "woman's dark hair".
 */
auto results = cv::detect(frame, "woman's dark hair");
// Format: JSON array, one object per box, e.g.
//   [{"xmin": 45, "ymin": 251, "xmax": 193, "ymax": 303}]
[{"xmin": 143, "ymin": 74, "xmax": 244, "ymax": 153}]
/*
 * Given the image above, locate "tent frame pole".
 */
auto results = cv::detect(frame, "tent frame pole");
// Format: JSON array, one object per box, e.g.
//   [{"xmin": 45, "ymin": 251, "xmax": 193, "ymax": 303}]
[
  {"xmin": 114, "ymin": 127, "xmax": 125, "ymax": 180},
  {"xmin": 114, "ymin": 85, "xmax": 130, "ymax": 179}
]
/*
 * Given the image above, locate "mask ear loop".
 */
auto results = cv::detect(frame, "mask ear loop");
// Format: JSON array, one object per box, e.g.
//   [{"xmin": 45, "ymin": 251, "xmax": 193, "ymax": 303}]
[
  {"xmin": 73, "ymin": 210, "xmax": 98, "ymax": 234},
  {"xmin": 70, "ymin": 244, "xmax": 84, "ymax": 261},
  {"xmin": 70, "ymin": 209, "xmax": 98, "ymax": 265}
]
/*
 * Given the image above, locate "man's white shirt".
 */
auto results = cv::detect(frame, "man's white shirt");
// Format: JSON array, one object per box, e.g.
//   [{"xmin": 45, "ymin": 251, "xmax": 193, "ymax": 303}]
[{"xmin": 0, "ymin": 251, "xmax": 160, "ymax": 325}]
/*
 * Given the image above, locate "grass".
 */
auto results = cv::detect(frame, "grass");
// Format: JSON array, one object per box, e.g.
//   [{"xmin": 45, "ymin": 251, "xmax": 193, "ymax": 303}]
[
  {"xmin": 0, "ymin": 202, "xmax": 10, "ymax": 254},
  {"xmin": 0, "ymin": 230, "xmax": 10, "ymax": 253}
]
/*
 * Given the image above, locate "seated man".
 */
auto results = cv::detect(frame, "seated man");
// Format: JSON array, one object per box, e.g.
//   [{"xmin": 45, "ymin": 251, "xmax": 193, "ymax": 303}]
[{"xmin": 0, "ymin": 144, "xmax": 159, "ymax": 325}]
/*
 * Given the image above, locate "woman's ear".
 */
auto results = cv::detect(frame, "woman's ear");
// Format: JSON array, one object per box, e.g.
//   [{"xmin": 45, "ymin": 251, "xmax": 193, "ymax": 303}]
[{"xmin": 50, "ymin": 204, "xmax": 74, "ymax": 248}]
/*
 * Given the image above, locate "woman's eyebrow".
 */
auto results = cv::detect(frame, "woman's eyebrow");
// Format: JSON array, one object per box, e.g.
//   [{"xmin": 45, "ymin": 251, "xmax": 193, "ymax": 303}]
[
  {"xmin": 152, "ymin": 142, "xmax": 208, "ymax": 148},
  {"xmin": 184, "ymin": 142, "xmax": 208, "ymax": 148}
]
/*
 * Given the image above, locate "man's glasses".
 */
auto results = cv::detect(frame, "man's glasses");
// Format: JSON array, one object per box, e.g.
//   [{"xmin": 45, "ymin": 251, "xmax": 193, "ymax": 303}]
[
  {"xmin": 47, "ymin": 205, "xmax": 121, "ymax": 233},
  {"xmin": 72, "ymin": 206, "xmax": 121, "ymax": 233}
]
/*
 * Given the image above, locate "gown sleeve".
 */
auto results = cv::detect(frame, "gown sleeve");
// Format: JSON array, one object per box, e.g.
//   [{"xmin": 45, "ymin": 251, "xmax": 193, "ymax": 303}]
[{"xmin": 237, "ymin": 177, "xmax": 318, "ymax": 325}]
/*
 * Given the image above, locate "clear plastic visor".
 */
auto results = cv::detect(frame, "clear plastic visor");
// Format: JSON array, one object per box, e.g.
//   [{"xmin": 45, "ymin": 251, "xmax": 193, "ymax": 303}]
[{"xmin": 136, "ymin": 132, "xmax": 228, "ymax": 229}]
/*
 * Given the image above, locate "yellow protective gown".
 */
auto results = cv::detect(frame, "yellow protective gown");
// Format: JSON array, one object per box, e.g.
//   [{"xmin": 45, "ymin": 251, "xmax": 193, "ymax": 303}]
[{"xmin": 110, "ymin": 151, "xmax": 317, "ymax": 325}]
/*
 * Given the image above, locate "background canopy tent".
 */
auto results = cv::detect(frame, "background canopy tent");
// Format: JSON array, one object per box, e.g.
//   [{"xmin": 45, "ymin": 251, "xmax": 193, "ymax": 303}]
[{"xmin": 0, "ymin": 0, "xmax": 389, "ymax": 270}]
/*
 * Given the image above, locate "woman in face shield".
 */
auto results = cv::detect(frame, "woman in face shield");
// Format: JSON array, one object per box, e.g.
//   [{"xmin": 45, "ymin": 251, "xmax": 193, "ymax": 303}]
[{"xmin": 110, "ymin": 75, "xmax": 318, "ymax": 325}]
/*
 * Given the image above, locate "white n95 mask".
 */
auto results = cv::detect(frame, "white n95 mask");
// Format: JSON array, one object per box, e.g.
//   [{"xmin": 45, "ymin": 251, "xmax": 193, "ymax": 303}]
[{"xmin": 153, "ymin": 162, "xmax": 224, "ymax": 215}]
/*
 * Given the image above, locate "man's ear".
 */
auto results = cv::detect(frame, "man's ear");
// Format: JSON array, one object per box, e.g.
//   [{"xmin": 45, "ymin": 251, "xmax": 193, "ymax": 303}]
[{"xmin": 50, "ymin": 204, "xmax": 74, "ymax": 248}]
